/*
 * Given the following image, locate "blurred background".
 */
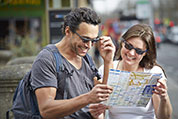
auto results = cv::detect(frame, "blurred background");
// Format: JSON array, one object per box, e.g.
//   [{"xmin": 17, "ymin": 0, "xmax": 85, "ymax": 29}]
[{"xmin": 0, "ymin": 0, "xmax": 178, "ymax": 119}]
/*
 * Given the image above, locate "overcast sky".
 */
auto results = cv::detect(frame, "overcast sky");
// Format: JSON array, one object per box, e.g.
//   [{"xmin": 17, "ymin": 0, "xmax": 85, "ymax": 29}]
[
  {"xmin": 92, "ymin": 0, "xmax": 160, "ymax": 15},
  {"xmin": 93, "ymin": 0, "xmax": 122, "ymax": 14}
]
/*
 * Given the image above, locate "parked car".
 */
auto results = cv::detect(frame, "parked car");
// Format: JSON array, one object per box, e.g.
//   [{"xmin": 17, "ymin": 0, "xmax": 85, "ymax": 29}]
[{"xmin": 167, "ymin": 26, "xmax": 178, "ymax": 44}]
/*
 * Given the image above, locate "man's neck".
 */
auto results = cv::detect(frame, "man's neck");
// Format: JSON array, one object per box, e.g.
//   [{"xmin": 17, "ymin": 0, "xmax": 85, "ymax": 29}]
[{"xmin": 55, "ymin": 38, "xmax": 82, "ymax": 69}]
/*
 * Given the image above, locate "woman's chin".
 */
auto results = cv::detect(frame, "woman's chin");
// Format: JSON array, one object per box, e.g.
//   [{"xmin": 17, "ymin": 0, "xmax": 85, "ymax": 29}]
[{"xmin": 123, "ymin": 58, "xmax": 135, "ymax": 66}]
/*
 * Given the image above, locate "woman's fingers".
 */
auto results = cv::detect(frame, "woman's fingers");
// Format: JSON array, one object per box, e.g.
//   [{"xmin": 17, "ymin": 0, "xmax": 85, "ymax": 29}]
[
  {"xmin": 89, "ymin": 104, "xmax": 108, "ymax": 118},
  {"xmin": 153, "ymin": 79, "xmax": 168, "ymax": 99}
]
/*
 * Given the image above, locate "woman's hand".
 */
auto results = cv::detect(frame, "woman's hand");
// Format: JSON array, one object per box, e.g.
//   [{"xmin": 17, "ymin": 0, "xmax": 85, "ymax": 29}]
[
  {"xmin": 152, "ymin": 79, "xmax": 172, "ymax": 119},
  {"xmin": 89, "ymin": 103, "xmax": 108, "ymax": 119},
  {"xmin": 153, "ymin": 79, "xmax": 168, "ymax": 101}
]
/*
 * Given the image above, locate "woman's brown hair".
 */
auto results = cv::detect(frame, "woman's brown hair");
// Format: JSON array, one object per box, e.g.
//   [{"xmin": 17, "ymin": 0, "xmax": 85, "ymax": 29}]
[{"xmin": 116, "ymin": 24, "xmax": 163, "ymax": 71}]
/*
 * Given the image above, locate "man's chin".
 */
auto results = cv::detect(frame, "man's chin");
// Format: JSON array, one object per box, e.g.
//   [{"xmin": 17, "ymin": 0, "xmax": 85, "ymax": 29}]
[
  {"xmin": 78, "ymin": 53, "xmax": 87, "ymax": 57},
  {"xmin": 78, "ymin": 50, "xmax": 88, "ymax": 57}
]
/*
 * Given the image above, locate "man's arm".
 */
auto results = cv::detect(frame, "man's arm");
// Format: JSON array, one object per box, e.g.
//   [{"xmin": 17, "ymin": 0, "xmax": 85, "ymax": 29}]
[
  {"xmin": 89, "ymin": 36, "xmax": 115, "ymax": 119},
  {"xmin": 152, "ymin": 80, "xmax": 173, "ymax": 119},
  {"xmin": 35, "ymin": 84, "xmax": 113, "ymax": 119},
  {"xmin": 98, "ymin": 36, "xmax": 115, "ymax": 84}
]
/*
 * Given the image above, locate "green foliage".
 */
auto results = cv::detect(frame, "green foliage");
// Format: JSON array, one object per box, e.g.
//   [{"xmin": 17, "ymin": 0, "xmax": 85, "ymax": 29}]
[{"xmin": 9, "ymin": 36, "xmax": 40, "ymax": 58}]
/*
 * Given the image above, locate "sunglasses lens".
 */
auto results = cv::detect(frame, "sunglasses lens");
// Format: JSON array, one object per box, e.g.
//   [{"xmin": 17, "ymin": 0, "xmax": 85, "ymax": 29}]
[
  {"xmin": 124, "ymin": 40, "xmax": 146, "ymax": 55},
  {"xmin": 75, "ymin": 31, "xmax": 100, "ymax": 43},
  {"xmin": 124, "ymin": 42, "xmax": 133, "ymax": 50},
  {"xmin": 92, "ymin": 38, "xmax": 100, "ymax": 43},
  {"xmin": 135, "ymin": 49, "xmax": 144, "ymax": 55},
  {"xmin": 82, "ymin": 38, "xmax": 89, "ymax": 43}
]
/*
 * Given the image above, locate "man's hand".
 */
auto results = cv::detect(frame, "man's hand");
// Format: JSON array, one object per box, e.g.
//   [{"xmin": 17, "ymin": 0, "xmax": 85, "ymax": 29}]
[
  {"xmin": 98, "ymin": 36, "xmax": 116, "ymax": 63},
  {"xmin": 87, "ymin": 84, "xmax": 113, "ymax": 103},
  {"xmin": 97, "ymin": 36, "xmax": 115, "ymax": 84}
]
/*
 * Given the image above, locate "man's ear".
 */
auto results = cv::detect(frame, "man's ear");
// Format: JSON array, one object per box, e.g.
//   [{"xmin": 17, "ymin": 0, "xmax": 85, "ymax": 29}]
[{"xmin": 65, "ymin": 26, "xmax": 72, "ymax": 36}]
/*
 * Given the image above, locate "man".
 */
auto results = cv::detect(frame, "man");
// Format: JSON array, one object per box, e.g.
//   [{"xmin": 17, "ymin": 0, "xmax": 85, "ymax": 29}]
[{"xmin": 31, "ymin": 7, "xmax": 115, "ymax": 119}]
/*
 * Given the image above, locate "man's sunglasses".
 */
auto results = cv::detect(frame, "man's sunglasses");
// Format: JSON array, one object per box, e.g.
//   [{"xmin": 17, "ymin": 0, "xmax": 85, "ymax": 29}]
[
  {"xmin": 74, "ymin": 32, "xmax": 100, "ymax": 43},
  {"xmin": 123, "ymin": 40, "xmax": 148, "ymax": 55}
]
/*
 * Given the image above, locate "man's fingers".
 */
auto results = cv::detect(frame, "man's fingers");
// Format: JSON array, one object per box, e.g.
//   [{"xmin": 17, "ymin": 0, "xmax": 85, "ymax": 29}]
[
  {"xmin": 99, "ymin": 36, "xmax": 115, "ymax": 49},
  {"xmin": 89, "ymin": 84, "xmax": 113, "ymax": 103},
  {"xmin": 96, "ymin": 84, "xmax": 113, "ymax": 90}
]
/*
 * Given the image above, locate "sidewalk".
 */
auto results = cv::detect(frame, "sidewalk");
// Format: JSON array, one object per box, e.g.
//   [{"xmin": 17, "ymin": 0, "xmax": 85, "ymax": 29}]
[{"xmin": 167, "ymin": 77, "xmax": 178, "ymax": 119}]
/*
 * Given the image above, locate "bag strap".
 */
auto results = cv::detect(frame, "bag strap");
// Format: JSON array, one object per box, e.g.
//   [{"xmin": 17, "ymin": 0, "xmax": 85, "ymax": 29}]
[
  {"xmin": 25, "ymin": 72, "xmax": 41, "ymax": 118},
  {"xmin": 44, "ymin": 45, "xmax": 69, "ymax": 99},
  {"xmin": 44, "ymin": 45, "xmax": 63, "ymax": 72},
  {"xmin": 6, "ymin": 110, "xmax": 10, "ymax": 119},
  {"xmin": 45, "ymin": 45, "xmax": 100, "ymax": 79},
  {"xmin": 44, "ymin": 45, "xmax": 101, "ymax": 99},
  {"xmin": 84, "ymin": 54, "xmax": 101, "ymax": 80},
  {"xmin": 84, "ymin": 53, "xmax": 95, "ymax": 70}
]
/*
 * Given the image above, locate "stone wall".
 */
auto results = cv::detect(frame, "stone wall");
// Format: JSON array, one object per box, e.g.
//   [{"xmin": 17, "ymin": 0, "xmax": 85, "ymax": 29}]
[
  {"xmin": 0, "ymin": 50, "xmax": 13, "ymax": 66},
  {"xmin": 0, "ymin": 63, "xmax": 32, "ymax": 119}
]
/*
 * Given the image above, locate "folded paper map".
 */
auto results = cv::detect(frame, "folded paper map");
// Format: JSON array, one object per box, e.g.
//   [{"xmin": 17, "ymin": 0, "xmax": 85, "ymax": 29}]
[{"xmin": 104, "ymin": 69, "xmax": 162, "ymax": 107}]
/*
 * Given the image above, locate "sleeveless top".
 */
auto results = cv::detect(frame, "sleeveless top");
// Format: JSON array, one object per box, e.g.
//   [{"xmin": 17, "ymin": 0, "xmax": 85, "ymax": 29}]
[{"xmin": 98, "ymin": 60, "xmax": 166, "ymax": 119}]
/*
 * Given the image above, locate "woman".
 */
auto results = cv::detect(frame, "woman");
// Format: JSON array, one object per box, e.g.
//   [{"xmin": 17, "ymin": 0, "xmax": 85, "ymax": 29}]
[{"xmin": 90, "ymin": 24, "xmax": 172, "ymax": 119}]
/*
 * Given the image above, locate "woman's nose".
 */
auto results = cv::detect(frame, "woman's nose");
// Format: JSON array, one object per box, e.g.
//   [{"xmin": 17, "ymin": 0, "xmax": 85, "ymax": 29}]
[{"xmin": 129, "ymin": 49, "xmax": 136, "ymax": 55}]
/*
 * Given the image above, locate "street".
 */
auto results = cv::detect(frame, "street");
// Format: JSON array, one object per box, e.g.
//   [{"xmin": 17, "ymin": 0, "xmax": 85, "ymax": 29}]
[{"xmin": 157, "ymin": 43, "xmax": 178, "ymax": 119}]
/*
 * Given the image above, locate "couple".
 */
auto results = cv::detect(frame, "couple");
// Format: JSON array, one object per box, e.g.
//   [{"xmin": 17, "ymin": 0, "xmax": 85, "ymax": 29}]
[{"xmin": 29, "ymin": 7, "xmax": 172, "ymax": 119}]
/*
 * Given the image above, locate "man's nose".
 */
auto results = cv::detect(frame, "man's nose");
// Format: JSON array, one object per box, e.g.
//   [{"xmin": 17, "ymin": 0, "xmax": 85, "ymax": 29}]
[{"xmin": 84, "ymin": 41, "xmax": 92, "ymax": 48}]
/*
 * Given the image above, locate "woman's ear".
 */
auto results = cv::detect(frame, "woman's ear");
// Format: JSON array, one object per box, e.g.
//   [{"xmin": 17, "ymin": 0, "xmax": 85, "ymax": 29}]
[{"xmin": 143, "ymin": 51, "xmax": 147, "ymax": 57}]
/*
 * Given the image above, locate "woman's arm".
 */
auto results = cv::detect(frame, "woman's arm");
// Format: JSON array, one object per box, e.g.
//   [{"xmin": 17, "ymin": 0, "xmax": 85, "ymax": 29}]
[{"xmin": 152, "ymin": 79, "xmax": 173, "ymax": 119}]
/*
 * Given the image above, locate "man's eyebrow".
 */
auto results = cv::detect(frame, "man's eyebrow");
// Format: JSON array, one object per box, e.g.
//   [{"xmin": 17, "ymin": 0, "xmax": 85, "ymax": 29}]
[{"xmin": 81, "ymin": 35, "xmax": 99, "ymax": 39}]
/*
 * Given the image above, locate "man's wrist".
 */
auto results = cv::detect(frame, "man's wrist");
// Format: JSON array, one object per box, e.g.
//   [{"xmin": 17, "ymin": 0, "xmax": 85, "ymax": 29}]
[{"xmin": 83, "ymin": 92, "xmax": 92, "ymax": 104}]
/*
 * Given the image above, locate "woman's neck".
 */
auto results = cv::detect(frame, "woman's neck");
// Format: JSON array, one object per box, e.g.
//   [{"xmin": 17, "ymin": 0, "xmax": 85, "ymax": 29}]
[{"xmin": 117, "ymin": 60, "xmax": 143, "ymax": 72}]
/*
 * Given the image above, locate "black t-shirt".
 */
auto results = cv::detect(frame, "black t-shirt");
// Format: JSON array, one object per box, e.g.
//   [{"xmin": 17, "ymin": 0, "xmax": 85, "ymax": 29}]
[{"xmin": 30, "ymin": 45, "xmax": 95, "ymax": 119}]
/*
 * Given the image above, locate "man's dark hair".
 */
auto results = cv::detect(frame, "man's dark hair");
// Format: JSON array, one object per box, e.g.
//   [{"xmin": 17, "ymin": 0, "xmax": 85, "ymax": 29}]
[{"xmin": 62, "ymin": 7, "xmax": 101, "ymax": 34}]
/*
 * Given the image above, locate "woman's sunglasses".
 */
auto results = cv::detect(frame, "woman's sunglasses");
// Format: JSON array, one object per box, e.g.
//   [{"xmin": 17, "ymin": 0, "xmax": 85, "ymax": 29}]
[
  {"xmin": 74, "ymin": 31, "xmax": 100, "ymax": 43},
  {"xmin": 123, "ymin": 40, "xmax": 148, "ymax": 55}
]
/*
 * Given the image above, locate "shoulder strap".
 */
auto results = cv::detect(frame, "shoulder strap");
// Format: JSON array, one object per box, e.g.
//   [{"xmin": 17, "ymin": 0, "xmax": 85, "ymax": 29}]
[
  {"xmin": 6, "ymin": 45, "xmax": 62, "ymax": 119},
  {"xmin": 84, "ymin": 53, "xmax": 95, "ymax": 70},
  {"xmin": 44, "ymin": 45, "xmax": 68, "ymax": 99},
  {"xmin": 44, "ymin": 45, "xmax": 63, "ymax": 72},
  {"xmin": 84, "ymin": 53, "xmax": 101, "ymax": 80}
]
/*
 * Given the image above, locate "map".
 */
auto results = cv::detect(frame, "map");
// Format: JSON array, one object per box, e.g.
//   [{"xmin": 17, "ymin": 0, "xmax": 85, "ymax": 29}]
[{"xmin": 103, "ymin": 69, "xmax": 162, "ymax": 107}]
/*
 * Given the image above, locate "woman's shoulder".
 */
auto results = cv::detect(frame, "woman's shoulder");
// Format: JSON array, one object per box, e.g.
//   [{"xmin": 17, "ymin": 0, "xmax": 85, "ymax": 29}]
[
  {"xmin": 144, "ymin": 65, "xmax": 163, "ymax": 73},
  {"xmin": 144, "ymin": 65, "xmax": 166, "ymax": 80}
]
